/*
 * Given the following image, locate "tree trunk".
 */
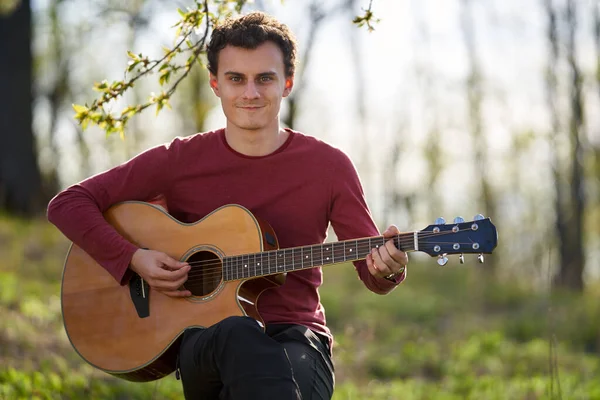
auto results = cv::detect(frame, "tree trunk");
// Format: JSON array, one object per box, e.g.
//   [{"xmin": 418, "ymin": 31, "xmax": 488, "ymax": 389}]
[
  {"xmin": 460, "ymin": 0, "xmax": 497, "ymax": 272},
  {"xmin": 544, "ymin": 0, "xmax": 568, "ymax": 289},
  {"xmin": 554, "ymin": 0, "xmax": 585, "ymax": 290},
  {"xmin": 0, "ymin": 0, "xmax": 44, "ymax": 216}
]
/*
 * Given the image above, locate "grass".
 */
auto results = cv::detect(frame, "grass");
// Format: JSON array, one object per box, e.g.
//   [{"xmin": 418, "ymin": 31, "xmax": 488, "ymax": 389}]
[{"xmin": 1, "ymin": 214, "xmax": 599, "ymax": 399}]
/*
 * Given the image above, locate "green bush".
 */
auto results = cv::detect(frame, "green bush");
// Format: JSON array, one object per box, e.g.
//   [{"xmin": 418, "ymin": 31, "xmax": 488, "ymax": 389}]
[{"xmin": 1, "ymin": 216, "xmax": 599, "ymax": 399}]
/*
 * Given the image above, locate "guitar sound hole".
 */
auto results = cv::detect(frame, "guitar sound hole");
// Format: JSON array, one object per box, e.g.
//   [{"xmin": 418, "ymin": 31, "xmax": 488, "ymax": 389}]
[{"xmin": 183, "ymin": 251, "xmax": 222, "ymax": 297}]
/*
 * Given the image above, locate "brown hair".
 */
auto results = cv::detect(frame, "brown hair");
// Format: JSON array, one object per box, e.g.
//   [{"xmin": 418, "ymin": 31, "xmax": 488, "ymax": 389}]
[{"xmin": 207, "ymin": 12, "xmax": 297, "ymax": 77}]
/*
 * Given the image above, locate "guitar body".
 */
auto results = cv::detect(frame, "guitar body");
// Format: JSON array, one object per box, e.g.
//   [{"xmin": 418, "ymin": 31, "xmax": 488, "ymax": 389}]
[{"xmin": 61, "ymin": 202, "xmax": 283, "ymax": 382}]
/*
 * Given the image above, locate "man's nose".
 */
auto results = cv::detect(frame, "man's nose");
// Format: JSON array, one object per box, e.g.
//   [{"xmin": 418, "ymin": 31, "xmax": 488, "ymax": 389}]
[{"xmin": 243, "ymin": 81, "xmax": 260, "ymax": 99}]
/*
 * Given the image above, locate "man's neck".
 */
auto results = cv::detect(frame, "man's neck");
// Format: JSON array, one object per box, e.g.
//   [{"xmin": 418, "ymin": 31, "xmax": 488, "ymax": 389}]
[{"xmin": 224, "ymin": 123, "xmax": 289, "ymax": 157}]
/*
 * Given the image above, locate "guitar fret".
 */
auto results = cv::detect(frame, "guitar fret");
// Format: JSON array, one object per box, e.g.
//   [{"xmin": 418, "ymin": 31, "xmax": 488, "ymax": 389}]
[
  {"xmin": 278, "ymin": 249, "xmax": 284, "ymax": 272},
  {"xmin": 251, "ymin": 253, "xmax": 257, "ymax": 278},
  {"xmin": 321, "ymin": 244, "xmax": 324, "ymax": 266},
  {"xmin": 271, "ymin": 250, "xmax": 276, "ymax": 274},
  {"xmin": 294, "ymin": 248, "xmax": 303, "ymax": 271},
  {"xmin": 351, "ymin": 239, "xmax": 358, "ymax": 260},
  {"xmin": 270, "ymin": 250, "xmax": 277, "ymax": 274},
  {"xmin": 238, "ymin": 255, "xmax": 246, "ymax": 279},
  {"xmin": 247, "ymin": 254, "xmax": 251, "ymax": 278},
  {"xmin": 333, "ymin": 242, "xmax": 346, "ymax": 263},
  {"xmin": 241, "ymin": 254, "xmax": 246, "ymax": 279},
  {"xmin": 235, "ymin": 256, "xmax": 238, "ymax": 280}
]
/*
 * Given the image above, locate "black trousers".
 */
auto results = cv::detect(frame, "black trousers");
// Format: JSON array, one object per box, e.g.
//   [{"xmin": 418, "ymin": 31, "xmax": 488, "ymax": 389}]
[{"xmin": 178, "ymin": 316, "xmax": 335, "ymax": 400}]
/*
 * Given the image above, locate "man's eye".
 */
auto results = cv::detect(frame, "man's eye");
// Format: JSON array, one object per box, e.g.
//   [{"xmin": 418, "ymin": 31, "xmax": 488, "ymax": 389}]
[
  {"xmin": 259, "ymin": 76, "xmax": 272, "ymax": 82},
  {"xmin": 230, "ymin": 76, "xmax": 242, "ymax": 82}
]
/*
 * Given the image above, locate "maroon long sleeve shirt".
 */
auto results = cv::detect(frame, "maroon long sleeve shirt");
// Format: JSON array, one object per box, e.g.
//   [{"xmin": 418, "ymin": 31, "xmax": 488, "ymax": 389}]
[{"xmin": 47, "ymin": 129, "xmax": 404, "ymax": 340}]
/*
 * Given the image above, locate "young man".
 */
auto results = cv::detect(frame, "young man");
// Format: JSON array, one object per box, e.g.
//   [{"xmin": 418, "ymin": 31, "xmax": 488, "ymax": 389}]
[{"xmin": 48, "ymin": 11, "xmax": 407, "ymax": 400}]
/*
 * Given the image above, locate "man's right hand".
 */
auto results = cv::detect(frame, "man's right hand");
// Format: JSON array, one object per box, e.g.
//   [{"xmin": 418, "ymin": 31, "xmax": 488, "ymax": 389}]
[{"xmin": 130, "ymin": 249, "xmax": 192, "ymax": 297}]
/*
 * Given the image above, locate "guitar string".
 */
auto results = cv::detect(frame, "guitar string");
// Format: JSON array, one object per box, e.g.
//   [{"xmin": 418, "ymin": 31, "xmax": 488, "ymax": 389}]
[
  {"xmin": 182, "ymin": 240, "xmax": 483, "ymax": 273},
  {"xmin": 134, "ymin": 229, "xmax": 487, "ymax": 284},
  {"xmin": 180, "ymin": 239, "xmax": 484, "ymax": 274},
  {"xmin": 179, "ymin": 242, "xmax": 486, "ymax": 283},
  {"xmin": 174, "ymin": 228, "xmax": 482, "ymax": 269}
]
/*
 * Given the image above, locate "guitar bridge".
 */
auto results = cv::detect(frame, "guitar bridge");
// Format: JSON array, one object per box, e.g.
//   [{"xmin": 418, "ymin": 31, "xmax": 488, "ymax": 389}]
[{"xmin": 129, "ymin": 272, "xmax": 150, "ymax": 318}]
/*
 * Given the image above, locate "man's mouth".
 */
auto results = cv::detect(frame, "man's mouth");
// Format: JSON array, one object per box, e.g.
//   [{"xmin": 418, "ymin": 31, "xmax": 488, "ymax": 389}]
[{"xmin": 238, "ymin": 105, "xmax": 264, "ymax": 110}]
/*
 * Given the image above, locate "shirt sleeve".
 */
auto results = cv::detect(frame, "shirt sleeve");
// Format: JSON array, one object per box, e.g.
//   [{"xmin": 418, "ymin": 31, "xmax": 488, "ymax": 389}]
[
  {"xmin": 328, "ymin": 149, "xmax": 406, "ymax": 294},
  {"xmin": 47, "ymin": 141, "xmax": 176, "ymax": 284}
]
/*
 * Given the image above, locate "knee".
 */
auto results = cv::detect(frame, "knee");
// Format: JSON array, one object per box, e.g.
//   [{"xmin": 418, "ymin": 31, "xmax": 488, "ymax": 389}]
[{"xmin": 216, "ymin": 316, "xmax": 261, "ymax": 339}]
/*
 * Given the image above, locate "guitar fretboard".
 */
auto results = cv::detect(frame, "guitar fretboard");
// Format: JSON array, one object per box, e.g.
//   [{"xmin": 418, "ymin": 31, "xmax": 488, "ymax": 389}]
[{"xmin": 222, "ymin": 233, "xmax": 417, "ymax": 281}]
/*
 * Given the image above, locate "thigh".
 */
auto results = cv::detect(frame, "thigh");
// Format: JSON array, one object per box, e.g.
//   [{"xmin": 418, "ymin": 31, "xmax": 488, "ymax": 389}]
[
  {"xmin": 178, "ymin": 327, "xmax": 222, "ymax": 400},
  {"xmin": 271, "ymin": 326, "xmax": 335, "ymax": 400},
  {"xmin": 178, "ymin": 317, "xmax": 301, "ymax": 400}
]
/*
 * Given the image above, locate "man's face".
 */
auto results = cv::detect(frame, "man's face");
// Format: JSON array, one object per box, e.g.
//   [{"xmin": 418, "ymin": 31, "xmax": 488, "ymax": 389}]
[{"xmin": 209, "ymin": 41, "xmax": 294, "ymax": 133}]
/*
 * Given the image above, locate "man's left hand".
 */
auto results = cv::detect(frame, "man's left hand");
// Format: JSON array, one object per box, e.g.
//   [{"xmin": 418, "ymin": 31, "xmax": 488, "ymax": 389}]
[{"xmin": 366, "ymin": 225, "xmax": 408, "ymax": 280}]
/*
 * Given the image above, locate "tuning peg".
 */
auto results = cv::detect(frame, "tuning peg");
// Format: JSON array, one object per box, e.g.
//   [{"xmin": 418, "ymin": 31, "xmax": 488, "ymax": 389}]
[
  {"xmin": 454, "ymin": 216, "xmax": 465, "ymax": 224},
  {"xmin": 478, "ymin": 254, "xmax": 485, "ymax": 263},
  {"xmin": 473, "ymin": 214, "xmax": 485, "ymax": 221},
  {"xmin": 434, "ymin": 217, "xmax": 446, "ymax": 225},
  {"xmin": 437, "ymin": 254, "xmax": 449, "ymax": 266},
  {"xmin": 459, "ymin": 254, "xmax": 465, "ymax": 264}
]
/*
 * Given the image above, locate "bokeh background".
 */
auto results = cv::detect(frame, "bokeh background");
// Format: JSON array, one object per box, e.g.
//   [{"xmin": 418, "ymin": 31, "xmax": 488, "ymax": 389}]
[{"xmin": 1, "ymin": 0, "xmax": 599, "ymax": 398}]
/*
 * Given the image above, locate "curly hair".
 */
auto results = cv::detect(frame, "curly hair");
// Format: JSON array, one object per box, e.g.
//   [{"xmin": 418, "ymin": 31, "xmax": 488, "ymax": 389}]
[{"xmin": 207, "ymin": 12, "xmax": 297, "ymax": 78}]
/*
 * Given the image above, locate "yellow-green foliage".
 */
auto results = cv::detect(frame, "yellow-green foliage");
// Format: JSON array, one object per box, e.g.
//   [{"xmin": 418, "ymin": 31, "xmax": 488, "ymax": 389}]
[{"xmin": 1, "ymin": 215, "xmax": 599, "ymax": 399}]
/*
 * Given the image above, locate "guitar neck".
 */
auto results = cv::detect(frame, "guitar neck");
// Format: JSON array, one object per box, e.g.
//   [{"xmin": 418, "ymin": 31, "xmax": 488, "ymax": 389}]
[{"xmin": 222, "ymin": 233, "xmax": 418, "ymax": 281}]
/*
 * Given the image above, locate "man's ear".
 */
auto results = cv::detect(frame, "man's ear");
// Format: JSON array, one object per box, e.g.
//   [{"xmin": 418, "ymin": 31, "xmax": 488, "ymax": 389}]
[
  {"xmin": 283, "ymin": 76, "xmax": 294, "ymax": 97},
  {"xmin": 209, "ymin": 73, "xmax": 220, "ymax": 97}
]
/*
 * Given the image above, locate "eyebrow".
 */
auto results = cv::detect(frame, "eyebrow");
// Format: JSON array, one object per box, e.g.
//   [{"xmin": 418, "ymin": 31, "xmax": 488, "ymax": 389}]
[{"xmin": 224, "ymin": 71, "xmax": 277, "ymax": 78}]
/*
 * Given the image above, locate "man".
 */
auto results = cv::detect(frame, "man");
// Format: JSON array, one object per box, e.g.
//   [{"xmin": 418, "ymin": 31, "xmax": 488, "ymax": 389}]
[{"xmin": 48, "ymin": 11, "xmax": 407, "ymax": 400}]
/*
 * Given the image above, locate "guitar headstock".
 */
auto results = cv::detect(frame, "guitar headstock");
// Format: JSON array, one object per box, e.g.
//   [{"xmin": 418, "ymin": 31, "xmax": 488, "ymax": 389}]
[{"xmin": 418, "ymin": 215, "xmax": 497, "ymax": 265}]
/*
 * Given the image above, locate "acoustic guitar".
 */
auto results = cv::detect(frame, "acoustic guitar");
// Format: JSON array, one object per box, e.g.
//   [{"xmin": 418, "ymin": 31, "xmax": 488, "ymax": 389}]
[{"xmin": 61, "ymin": 201, "xmax": 497, "ymax": 382}]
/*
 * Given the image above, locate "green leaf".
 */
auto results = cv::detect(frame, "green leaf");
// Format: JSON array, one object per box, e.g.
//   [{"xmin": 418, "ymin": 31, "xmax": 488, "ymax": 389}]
[
  {"xmin": 72, "ymin": 104, "xmax": 88, "ymax": 114},
  {"xmin": 127, "ymin": 60, "xmax": 139, "ymax": 72},
  {"xmin": 126, "ymin": 51, "xmax": 139, "ymax": 61},
  {"xmin": 159, "ymin": 71, "xmax": 171, "ymax": 86},
  {"xmin": 93, "ymin": 80, "xmax": 109, "ymax": 91}
]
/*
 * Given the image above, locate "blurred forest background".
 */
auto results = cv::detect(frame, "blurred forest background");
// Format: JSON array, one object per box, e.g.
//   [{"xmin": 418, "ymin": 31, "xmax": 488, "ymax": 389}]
[{"xmin": 1, "ymin": 0, "xmax": 600, "ymax": 398}]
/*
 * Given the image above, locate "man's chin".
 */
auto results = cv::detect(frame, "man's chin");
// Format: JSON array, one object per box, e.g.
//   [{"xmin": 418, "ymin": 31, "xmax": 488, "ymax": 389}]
[{"xmin": 236, "ymin": 121, "xmax": 267, "ymax": 131}]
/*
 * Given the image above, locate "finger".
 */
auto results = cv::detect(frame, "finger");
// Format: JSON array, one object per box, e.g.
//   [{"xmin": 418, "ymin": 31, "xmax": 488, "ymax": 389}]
[
  {"xmin": 159, "ymin": 253, "xmax": 189, "ymax": 270},
  {"xmin": 375, "ymin": 246, "xmax": 396, "ymax": 274},
  {"xmin": 385, "ymin": 239, "xmax": 407, "ymax": 265},
  {"xmin": 371, "ymin": 248, "xmax": 392, "ymax": 276},
  {"xmin": 148, "ymin": 264, "xmax": 190, "ymax": 282},
  {"xmin": 155, "ymin": 273, "xmax": 189, "ymax": 291},
  {"xmin": 365, "ymin": 254, "xmax": 381, "ymax": 277},
  {"xmin": 161, "ymin": 289, "xmax": 192, "ymax": 298},
  {"xmin": 382, "ymin": 224, "xmax": 400, "ymax": 238}
]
